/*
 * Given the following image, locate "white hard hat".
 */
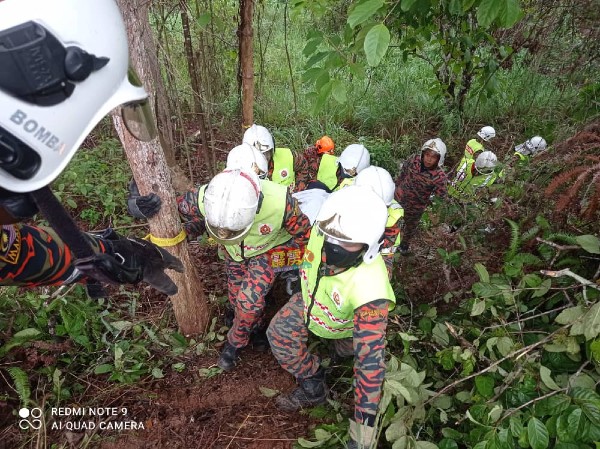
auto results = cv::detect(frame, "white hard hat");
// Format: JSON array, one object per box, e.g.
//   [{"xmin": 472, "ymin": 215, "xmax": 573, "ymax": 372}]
[
  {"xmin": 338, "ymin": 144, "xmax": 370, "ymax": 176},
  {"xmin": 204, "ymin": 169, "xmax": 261, "ymax": 245},
  {"xmin": 316, "ymin": 185, "xmax": 387, "ymax": 264},
  {"xmin": 421, "ymin": 138, "xmax": 447, "ymax": 166},
  {"xmin": 226, "ymin": 143, "xmax": 268, "ymax": 179},
  {"xmin": 477, "ymin": 126, "xmax": 496, "ymax": 142},
  {"xmin": 0, "ymin": 0, "xmax": 152, "ymax": 193},
  {"xmin": 242, "ymin": 124, "xmax": 274, "ymax": 153},
  {"xmin": 475, "ymin": 151, "xmax": 498, "ymax": 174},
  {"xmin": 354, "ymin": 166, "xmax": 395, "ymax": 206},
  {"xmin": 516, "ymin": 135, "xmax": 547, "ymax": 156}
]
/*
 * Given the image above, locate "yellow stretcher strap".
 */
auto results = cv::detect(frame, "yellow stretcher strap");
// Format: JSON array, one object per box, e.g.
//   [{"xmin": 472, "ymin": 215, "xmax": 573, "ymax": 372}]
[{"xmin": 143, "ymin": 229, "xmax": 187, "ymax": 247}]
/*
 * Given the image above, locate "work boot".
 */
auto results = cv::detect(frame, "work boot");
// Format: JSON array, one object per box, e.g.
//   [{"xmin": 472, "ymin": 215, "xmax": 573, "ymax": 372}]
[
  {"xmin": 217, "ymin": 342, "xmax": 239, "ymax": 371},
  {"xmin": 250, "ymin": 327, "xmax": 270, "ymax": 352},
  {"xmin": 276, "ymin": 367, "xmax": 328, "ymax": 412}
]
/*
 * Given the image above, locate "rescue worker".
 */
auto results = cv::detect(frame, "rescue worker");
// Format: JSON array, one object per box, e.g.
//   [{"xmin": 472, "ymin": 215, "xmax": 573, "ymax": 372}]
[
  {"xmin": 173, "ymin": 169, "xmax": 311, "ymax": 370},
  {"xmin": 394, "ymin": 138, "xmax": 448, "ymax": 255},
  {"xmin": 0, "ymin": 0, "xmax": 182, "ymax": 295},
  {"xmin": 226, "ymin": 143, "xmax": 269, "ymax": 179},
  {"xmin": 267, "ymin": 185, "xmax": 395, "ymax": 449},
  {"xmin": 514, "ymin": 135, "xmax": 547, "ymax": 163},
  {"xmin": 354, "ymin": 166, "xmax": 403, "ymax": 277},
  {"xmin": 310, "ymin": 144, "xmax": 371, "ymax": 192},
  {"xmin": 243, "ymin": 124, "xmax": 310, "ymax": 191},
  {"xmin": 449, "ymin": 150, "xmax": 499, "ymax": 201},
  {"xmin": 464, "ymin": 125, "xmax": 496, "ymax": 160},
  {"xmin": 303, "ymin": 135, "xmax": 335, "ymax": 182}
]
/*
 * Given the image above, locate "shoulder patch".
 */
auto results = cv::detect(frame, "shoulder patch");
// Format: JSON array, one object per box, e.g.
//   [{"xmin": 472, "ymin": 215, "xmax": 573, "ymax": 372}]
[{"xmin": 0, "ymin": 225, "xmax": 21, "ymax": 265}]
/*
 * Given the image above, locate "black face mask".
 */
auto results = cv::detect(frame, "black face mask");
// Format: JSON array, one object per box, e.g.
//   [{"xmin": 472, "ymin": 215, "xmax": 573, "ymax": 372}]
[{"xmin": 323, "ymin": 241, "xmax": 365, "ymax": 268}]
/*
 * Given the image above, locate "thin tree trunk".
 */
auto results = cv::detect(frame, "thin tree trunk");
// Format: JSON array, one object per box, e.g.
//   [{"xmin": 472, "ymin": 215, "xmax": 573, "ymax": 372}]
[
  {"xmin": 117, "ymin": 0, "xmax": 177, "ymax": 165},
  {"xmin": 239, "ymin": 0, "xmax": 254, "ymax": 128},
  {"xmin": 115, "ymin": 0, "xmax": 209, "ymax": 336}
]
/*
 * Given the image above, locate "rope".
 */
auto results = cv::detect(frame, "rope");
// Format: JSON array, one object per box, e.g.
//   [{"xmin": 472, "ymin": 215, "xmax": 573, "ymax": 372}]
[{"xmin": 143, "ymin": 229, "xmax": 187, "ymax": 247}]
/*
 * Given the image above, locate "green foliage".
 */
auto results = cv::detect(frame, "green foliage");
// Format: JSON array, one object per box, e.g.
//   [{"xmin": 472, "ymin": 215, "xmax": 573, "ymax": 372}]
[
  {"xmin": 6, "ymin": 367, "xmax": 31, "ymax": 406},
  {"xmin": 297, "ymin": 0, "xmax": 525, "ymax": 114},
  {"xmin": 53, "ymin": 138, "xmax": 134, "ymax": 228}
]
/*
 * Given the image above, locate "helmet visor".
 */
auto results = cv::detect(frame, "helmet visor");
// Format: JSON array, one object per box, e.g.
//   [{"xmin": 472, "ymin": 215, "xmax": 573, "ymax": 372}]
[
  {"xmin": 475, "ymin": 165, "xmax": 495, "ymax": 175},
  {"xmin": 120, "ymin": 67, "xmax": 157, "ymax": 142},
  {"xmin": 206, "ymin": 222, "xmax": 251, "ymax": 245}
]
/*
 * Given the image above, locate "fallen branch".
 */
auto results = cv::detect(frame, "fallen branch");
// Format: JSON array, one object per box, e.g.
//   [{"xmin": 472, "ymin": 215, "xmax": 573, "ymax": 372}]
[
  {"xmin": 541, "ymin": 268, "xmax": 600, "ymax": 292},
  {"xmin": 424, "ymin": 326, "xmax": 566, "ymax": 405}
]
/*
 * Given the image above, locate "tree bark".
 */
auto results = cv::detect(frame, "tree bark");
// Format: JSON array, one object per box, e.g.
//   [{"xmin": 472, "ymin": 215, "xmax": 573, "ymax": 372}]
[
  {"xmin": 115, "ymin": 0, "xmax": 210, "ymax": 336},
  {"xmin": 239, "ymin": 0, "xmax": 254, "ymax": 128},
  {"xmin": 117, "ymin": 0, "xmax": 177, "ymax": 165}
]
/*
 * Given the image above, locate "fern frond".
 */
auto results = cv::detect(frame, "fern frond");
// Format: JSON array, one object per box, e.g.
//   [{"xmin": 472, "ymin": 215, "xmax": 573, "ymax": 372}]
[
  {"xmin": 555, "ymin": 257, "xmax": 585, "ymax": 268},
  {"xmin": 547, "ymin": 233, "xmax": 577, "ymax": 245},
  {"xmin": 7, "ymin": 367, "xmax": 31, "ymax": 406},
  {"xmin": 504, "ymin": 218, "xmax": 520, "ymax": 261},
  {"xmin": 521, "ymin": 225, "xmax": 540, "ymax": 243},
  {"xmin": 535, "ymin": 215, "xmax": 551, "ymax": 231}
]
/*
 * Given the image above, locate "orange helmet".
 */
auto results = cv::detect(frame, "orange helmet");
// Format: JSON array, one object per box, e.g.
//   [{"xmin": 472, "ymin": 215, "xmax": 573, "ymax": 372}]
[{"xmin": 315, "ymin": 136, "xmax": 335, "ymax": 155}]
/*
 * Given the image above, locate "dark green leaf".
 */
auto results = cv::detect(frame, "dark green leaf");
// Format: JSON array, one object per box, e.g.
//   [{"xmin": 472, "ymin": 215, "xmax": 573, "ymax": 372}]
[
  {"xmin": 567, "ymin": 408, "xmax": 585, "ymax": 440},
  {"xmin": 439, "ymin": 438, "xmax": 458, "ymax": 449},
  {"xmin": 401, "ymin": 0, "xmax": 418, "ymax": 12},
  {"xmin": 475, "ymin": 375, "xmax": 495, "ymax": 398},
  {"xmin": 527, "ymin": 417, "xmax": 549, "ymax": 449},
  {"xmin": 498, "ymin": 0, "xmax": 522, "ymax": 27},
  {"xmin": 94, "ymin": 364, "xmax": 113, "ymax": 374},
  {"xmin": 448, "ymin": 0, "xmax": 463, "ymax": 16},
  {"xmin": 347, "ymin": 0, "xmax": 384, "ymax": 28},
  {"xmin": 477, "ymin": 0, "xmax": 501, "ymax": 27}
]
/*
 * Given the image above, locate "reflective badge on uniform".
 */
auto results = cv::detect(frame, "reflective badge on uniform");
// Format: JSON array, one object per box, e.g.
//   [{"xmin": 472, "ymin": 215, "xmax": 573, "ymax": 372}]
[
  {"xmin": 331, "ymin": 287, "xmax": 344, "ymax": 310},
  {"xmin": 259, "ymin": 223, "xmax": 273, "ymax": 235},
  {"xmin": 280, "ymin": 169, "xmax": 288, "ymax": 179},
  {"xmin": 0, "ymin": 225, "xmax": 21, "ymax": 265}
]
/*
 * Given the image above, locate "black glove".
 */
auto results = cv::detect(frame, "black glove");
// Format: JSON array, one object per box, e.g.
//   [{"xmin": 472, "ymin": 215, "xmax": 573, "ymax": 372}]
[
  {"xmin": 75, "ymin": 229, "xmax": 184, "ymax": 296},
  {"xmin": 0, "ymin": 188, "xmax": 38, "ymax": 224},
  {"xmin": 306, "ymin": 180, "xmax": 332, "ymax": 193},
  {"xmin": 127, "ymin": 180, "xmax": 162, "ymax": 219}
]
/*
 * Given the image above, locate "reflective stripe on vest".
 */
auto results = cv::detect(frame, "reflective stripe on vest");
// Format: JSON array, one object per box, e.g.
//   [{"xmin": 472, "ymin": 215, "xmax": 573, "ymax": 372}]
[
  {"xmin": 449, "ymin": 160, "xmax": 498, "ymax": 199},
  {"xmin": 300, "ymin": 230, "xmax": 395, "ymax": 339},
  {"xmin": 316, "ymin": 154, "xmax": 339, "ymax": 190},
  {"xmin": 464, "ymin": 139, "xmax": 483, "ymax": 159},
  {"xmin": 271, "ymin": 147, "xmax": 295, "ymax": 187},
  {"xmin": 198, "ymin": 180, "xmax": 292, "ymax": 261},
  {"xmin": 382, "ymin": 201, "xmax": 404, "ymax": 255}
]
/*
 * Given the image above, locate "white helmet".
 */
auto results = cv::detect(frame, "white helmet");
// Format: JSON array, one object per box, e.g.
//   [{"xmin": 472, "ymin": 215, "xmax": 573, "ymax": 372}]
[
  {"xmin": 315, "ymin": 185, "xmax": 387, "ymax": 264},
  {"xmin": 475, "ymin": 151, "xmax": 498, "ymax": 175},
  {"xmin": 0, "ymin": 0, "xmax": 152, "ymax": 193},
  {"xmin": 477, "ymin": 126, "xmax": 496, "ymax": 142},
  {"xmin": 338, "ymin": 144, "xmax": 370, "ymax": 177},
  {"xmin": 242, "ymin": 124, "xmax": 274, "ymax": 153},
  {"xmin": 204, "ymin": 169, "xmax": 261, "ymax": 245},
  {"xmin": 421, "ymin": 138, "xmax": 447, "ymax": 166},
  {"xmin": 354, "ymin": 166, "xmax": 395, "ymax": 206},
  {"xmin": 226, "ymin": 143, "xmax": 268, "ymax": 179},
  {"xmin": 515, "ymin": 136, "xmax": 547, "ymax": 156}
]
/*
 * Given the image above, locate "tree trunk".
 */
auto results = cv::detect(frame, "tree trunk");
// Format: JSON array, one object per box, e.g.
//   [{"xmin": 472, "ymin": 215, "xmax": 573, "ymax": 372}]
[
  {"xmin": 239, "ymin": 0, "xmax": 254, "ymax": 128},
  {"xmin": 115, "ymin": 0, "xmax": 210, "ymax": 336},
  {"xmin": 117, "ymin": 0, "xmax": 177, "ymax": 165}
]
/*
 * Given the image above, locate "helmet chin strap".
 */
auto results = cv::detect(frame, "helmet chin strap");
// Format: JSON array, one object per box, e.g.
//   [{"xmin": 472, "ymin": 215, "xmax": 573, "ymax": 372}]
[{"xmin": 30, "ymin": 186, "xmax": 106, "ymax": 298}]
